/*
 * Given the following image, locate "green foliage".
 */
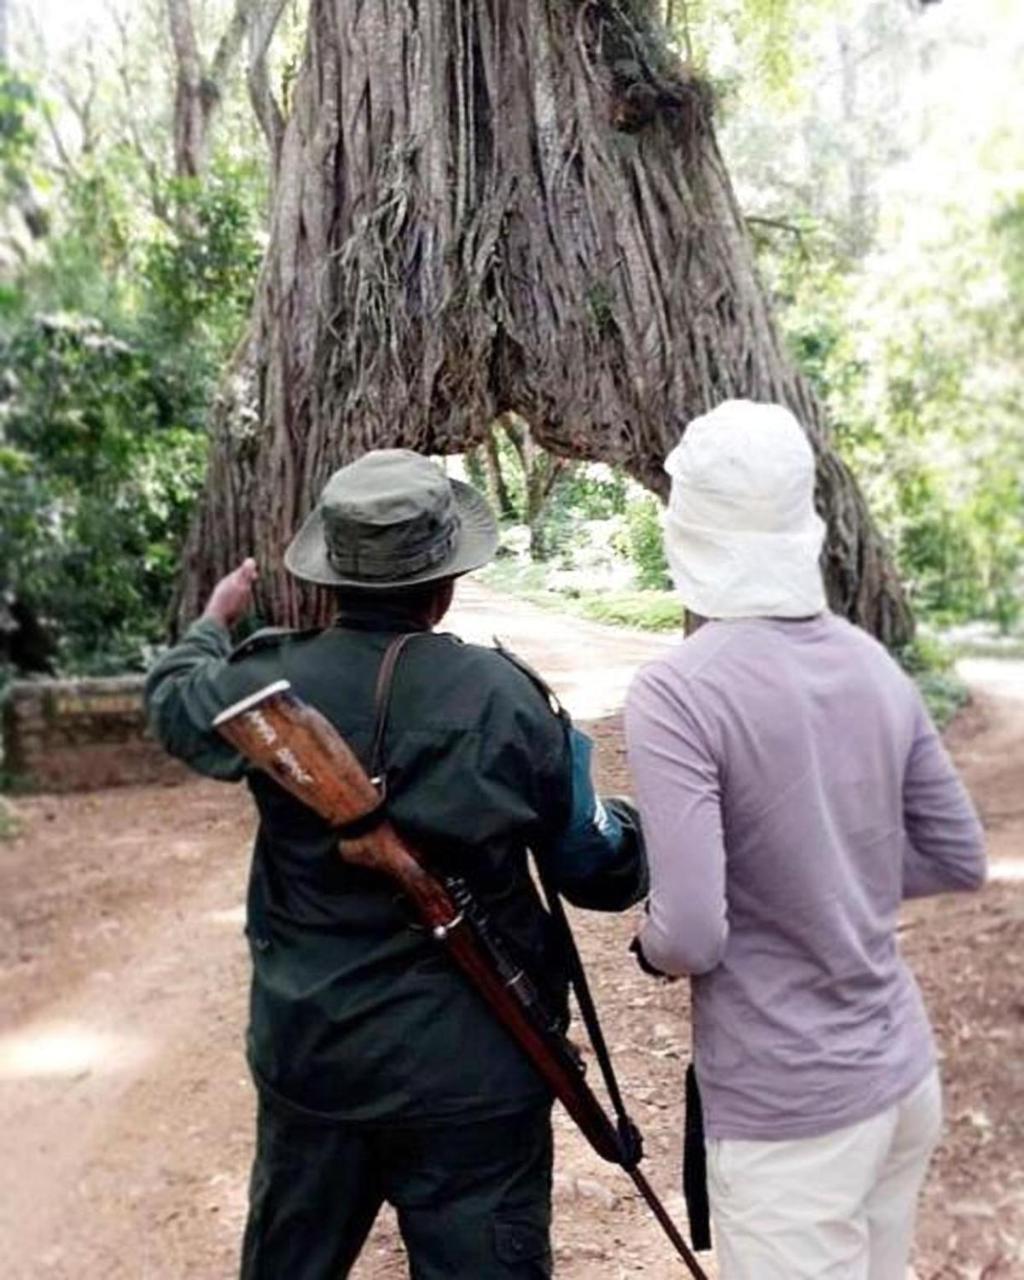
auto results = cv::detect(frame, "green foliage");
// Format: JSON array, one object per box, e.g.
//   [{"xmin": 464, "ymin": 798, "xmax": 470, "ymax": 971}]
[
  {"xmin": 0, "ymin": 796, "xmax": 20, "ymax": 840},
  {"xmin": 0, "ymin": 70, "xmax": 38, "ymax": 186},
  {"xmin": 896, "ymin": 633, "xmax": 970, "ymax": 730},
  {"xmin": 0, "ymin": 112, "xmax": 264, "ymax": 672},
  {"xmin": 668, "ymin": 0, "xmax": 843, "ymax": 98},
  {"xmin": 142, "ymin": 166, "xmax": 264, "ymax": 346},
  {"xmin": 616, "ymin": 495, "xmax": 672, "ymax": 590},
  {"xmin": 554, "ymin": 464, "xmax": 629, "ymax": 521},
  {"xmin": 560, "ymin": 589, "xmax": 682, "ymax": 632},
  {"xmin": 0, "ymin": 3, "xmax": 272, "ymax": 675},
  {"xmin": 762, "ymin": 198, "xmax": 1024, "ymax": 635},
  {"xmin": 0, "ymin": 313, "xmax": 208, "ymax": 669}
]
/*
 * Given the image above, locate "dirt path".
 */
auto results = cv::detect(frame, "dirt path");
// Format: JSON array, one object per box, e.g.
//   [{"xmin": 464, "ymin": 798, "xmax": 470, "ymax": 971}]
[{"xmin": 0, "ymin": 586, "xmax": 1021, "ymax": 1279}]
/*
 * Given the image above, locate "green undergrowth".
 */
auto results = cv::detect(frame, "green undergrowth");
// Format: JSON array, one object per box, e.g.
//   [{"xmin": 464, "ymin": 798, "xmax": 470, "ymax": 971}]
[
  {"xmin": 0, "ymin": 796, "xmax": 20, "ymax": 840},
  {"xmin": 897, "ymin": 634, "xmax": 970, "ymax": 730},
  {"xmin": 549, "ymin": 590, "xmax": 683, "ymax": 632},
  {"xmin": 480, "ymin": 563, "xmax": 682, "ymax": 633}
]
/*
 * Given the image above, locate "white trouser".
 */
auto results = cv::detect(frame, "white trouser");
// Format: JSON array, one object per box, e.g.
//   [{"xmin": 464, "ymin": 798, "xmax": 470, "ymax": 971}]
[{"xmin": 707, "ymin": 1069, "xmax": 942, "ymax": 1280}]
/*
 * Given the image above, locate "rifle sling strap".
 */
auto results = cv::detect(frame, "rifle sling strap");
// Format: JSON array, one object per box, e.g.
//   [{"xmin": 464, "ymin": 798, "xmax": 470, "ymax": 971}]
[
  {"xmin": 332, "ymin": 633, "xmax": 419, "ymax": 842},
  {"xmin": 370, "ymin": 632, "xmax": 419, "ymax": 781}
]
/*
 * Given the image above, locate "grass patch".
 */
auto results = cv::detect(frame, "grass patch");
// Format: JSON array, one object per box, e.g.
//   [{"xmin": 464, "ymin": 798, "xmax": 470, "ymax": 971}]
[
  {"xmin": 480, "ymin": 563, "xmax": 682, "ymax": 633},
  {"xmin": 479, "ymin": 559, "xmax": 552, "ymax": 594},
  {"xmin": 550, "ymin": 590, "xmax": 682, "ymax": 632},
  {"xmin": 480, "ymin": 561, "xmax": 682, "ymax": 632},
  {"xmin": 0, "ymin": 796, "xmax": 20, "ymax": 841}
]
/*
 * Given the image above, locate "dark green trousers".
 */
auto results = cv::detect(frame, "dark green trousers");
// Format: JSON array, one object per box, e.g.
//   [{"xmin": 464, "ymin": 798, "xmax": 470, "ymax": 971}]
[{"xmin": 240, "ymin": 1097, "xmax": 554, "ymax": 1279}]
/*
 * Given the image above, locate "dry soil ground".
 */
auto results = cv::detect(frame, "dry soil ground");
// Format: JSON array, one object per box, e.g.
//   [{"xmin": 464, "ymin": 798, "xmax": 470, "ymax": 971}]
[{"xmin": 1, "ymin": 584, "xmax": 1021, "ymax": 1279}]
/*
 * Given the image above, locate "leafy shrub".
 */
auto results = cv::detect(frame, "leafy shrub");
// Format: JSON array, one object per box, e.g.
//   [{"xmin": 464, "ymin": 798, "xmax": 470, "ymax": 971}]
[
  {"xmin": 567, "ymin": 590, "xmax": 682, "ymax": 632},
  {"xmin": 765, "ymin": 217, "xmax": 1024, "ymax": 635},
  {"xmin": 0, "ymin": 146, "xmax": 264, "ymax": 674},
  {"xmin": 0, "ymin": 70, "xmax": 38, "ymax": 193},
  {"xmin": 618, "ymin": 495, "xmax": 672, "ymax": 590},
  {"xmin": 142, "ymin": 166, "xmax": 264, "ymax": 348},
  {"xmin": 0, "ymin": 312, "xmax": 207, "ymax": 670},
  {"xmin": 0, "ymin": 796, "xmax": 20, "ymax": 840},
  {"xmin": 554, "ymin": 464, "xmax": 628, "ymax": 521},
  {"xmin": 895, "ymin": 633, "xmax": 969, "ymax": 730}
]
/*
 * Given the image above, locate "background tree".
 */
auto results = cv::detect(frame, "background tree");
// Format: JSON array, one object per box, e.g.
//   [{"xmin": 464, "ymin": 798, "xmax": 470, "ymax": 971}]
[
  {"xmin": 467, "ymin": 414, "xmax": 575, "ymax": 560},
  {"xmin": 0, "ymin": 0, "xmax": 275, "ymax": 674},
  {"xmin": 179, "ymin": 0, "xmax": 911, "ymax": 645},
  {"xmin": 165, "ymin": 0, "xmax": 288, "ymax": 184}
]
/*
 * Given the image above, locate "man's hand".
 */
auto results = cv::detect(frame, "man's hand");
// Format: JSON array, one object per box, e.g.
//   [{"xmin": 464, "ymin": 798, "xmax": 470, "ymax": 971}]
[{"xmin": 202, "ymin": 558, "xmax": 258, "ymax": 630}]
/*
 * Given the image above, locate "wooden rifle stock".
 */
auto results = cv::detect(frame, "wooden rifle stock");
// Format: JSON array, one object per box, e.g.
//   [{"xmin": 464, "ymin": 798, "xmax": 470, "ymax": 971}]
[{"xmin": 214, "ymin": 680, "xmax": 709, "ymax": 1279}]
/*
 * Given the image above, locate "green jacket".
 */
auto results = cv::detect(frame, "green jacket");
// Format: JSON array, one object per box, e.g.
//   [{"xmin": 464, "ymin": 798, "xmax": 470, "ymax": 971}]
[{"xmin": 146, "ymin": 603, "xmax": 644, "ymax": 1125}]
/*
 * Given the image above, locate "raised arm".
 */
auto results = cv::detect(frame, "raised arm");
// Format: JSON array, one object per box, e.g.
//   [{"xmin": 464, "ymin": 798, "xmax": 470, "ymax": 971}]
[{"xmin": 144, "ymin": 560, "xmax": 259, "ymax": 781}]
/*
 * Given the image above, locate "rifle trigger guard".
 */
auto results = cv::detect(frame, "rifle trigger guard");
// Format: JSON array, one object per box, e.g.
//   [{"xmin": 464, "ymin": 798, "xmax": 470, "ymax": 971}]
[{"xmin": 432, "ymin": 911, "xmax": 464, "ymax": 941}]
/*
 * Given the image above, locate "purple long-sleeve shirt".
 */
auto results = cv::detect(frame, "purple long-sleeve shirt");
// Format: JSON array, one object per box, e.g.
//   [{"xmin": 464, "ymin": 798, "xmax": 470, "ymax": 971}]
[{"xmin": 625, "ymin": 613, "xmax": 985, "ymax": 1141}]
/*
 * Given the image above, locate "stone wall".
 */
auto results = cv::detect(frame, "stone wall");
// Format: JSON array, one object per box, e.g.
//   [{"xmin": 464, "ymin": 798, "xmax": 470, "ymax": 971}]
[{"xmin": 2, "ymin": 677, "xmax": 188, "ymax": 792}]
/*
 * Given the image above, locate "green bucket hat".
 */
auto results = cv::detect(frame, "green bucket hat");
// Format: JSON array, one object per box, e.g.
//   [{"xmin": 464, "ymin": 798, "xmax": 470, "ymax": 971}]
[{"xmin": 284, "ymin": 449, "xmax": 499, "ymax": 589}]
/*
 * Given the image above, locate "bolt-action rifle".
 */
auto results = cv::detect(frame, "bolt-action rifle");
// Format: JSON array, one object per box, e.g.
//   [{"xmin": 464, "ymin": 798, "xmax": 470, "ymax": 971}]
[{"xmin": 214, "ymin": 679, "xmax": 709, "ymax": 1280}]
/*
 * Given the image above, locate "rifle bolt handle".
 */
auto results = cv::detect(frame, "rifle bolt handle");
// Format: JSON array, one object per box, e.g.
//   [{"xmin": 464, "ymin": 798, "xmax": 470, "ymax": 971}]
[{"xmin": 432, "ymin": 911, "xmax": 464, "ymax": 942}]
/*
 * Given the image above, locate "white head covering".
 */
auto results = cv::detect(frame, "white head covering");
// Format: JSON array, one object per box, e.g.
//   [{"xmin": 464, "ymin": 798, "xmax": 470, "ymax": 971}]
[{"xmin": 663, "ymin": 399, "xmax": 827, "ymax": 619}]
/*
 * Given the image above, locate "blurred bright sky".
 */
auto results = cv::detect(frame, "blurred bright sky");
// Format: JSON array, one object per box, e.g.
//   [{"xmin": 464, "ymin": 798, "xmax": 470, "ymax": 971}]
[{"xmin": 20, "ymin": 0, "xmax": 124, "ymax": 58}]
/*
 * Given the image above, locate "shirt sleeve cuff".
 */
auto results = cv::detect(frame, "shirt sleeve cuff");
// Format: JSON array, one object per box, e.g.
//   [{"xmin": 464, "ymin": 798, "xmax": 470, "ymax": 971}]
[{"xmin": 185, "ymin": 616, "xmax": 232, "ymax": 654}]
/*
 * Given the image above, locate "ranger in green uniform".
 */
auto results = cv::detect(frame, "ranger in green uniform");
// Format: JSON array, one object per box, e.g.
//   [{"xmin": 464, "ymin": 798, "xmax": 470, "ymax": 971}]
[{"xmin": 146, "ymin": 450, "xmax": 646, "ymax": 1279}]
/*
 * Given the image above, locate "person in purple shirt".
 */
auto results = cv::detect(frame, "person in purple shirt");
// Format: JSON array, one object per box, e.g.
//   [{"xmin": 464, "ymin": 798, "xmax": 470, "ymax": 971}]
[{"xmin": 625, "ymin": 400, "xmax": 986, "ymax": 1280}]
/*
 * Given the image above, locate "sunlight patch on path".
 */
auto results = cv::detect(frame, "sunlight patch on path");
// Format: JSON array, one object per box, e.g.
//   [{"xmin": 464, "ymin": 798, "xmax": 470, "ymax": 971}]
[
  {"xmin": 989, "ymin": 860, "xmax": 1024, "ymax": 883},
  {"xmin": 448, "ymin": 581, "xmax": 673, "ymax": 719},
  {"xmin": 0, "ymin": 1022, "xmax": 150, "ymax": 1080},
  {"xmin": 957, "ymin": 657, "xmax": 1024, "ymax": 703},
  {"xmin": 206, "ymin": 904, "xmax": 246, "ymax": 928}
]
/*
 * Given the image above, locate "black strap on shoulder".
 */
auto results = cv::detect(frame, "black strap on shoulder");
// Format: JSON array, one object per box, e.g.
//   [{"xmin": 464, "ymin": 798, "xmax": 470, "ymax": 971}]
[
  {"xmin": 334, "ymin": 633, "xmax": 418, "ymax": 843},
  {"xmin": 370, "ymin": 632, "xmax": 419, "ymax": 783}
]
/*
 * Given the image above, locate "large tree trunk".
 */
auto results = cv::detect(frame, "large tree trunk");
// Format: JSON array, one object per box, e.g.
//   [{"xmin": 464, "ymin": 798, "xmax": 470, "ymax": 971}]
[{"xmin": 179, "ymin": 0, "xmax": 912, "ymax": 647}]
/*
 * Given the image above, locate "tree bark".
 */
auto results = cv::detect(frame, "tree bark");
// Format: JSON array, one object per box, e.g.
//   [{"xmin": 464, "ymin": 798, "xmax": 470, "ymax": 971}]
[
  {"xmin": 482, "ymin": 425, "xmax": 517, "ymax": 521},
  {"xmin": 498, "ymin": 413, "xmax": 573, "ymax": 560},
  {"xmin": 179, "ymin": 0, "xmax": 912, "ymax": 648}
]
